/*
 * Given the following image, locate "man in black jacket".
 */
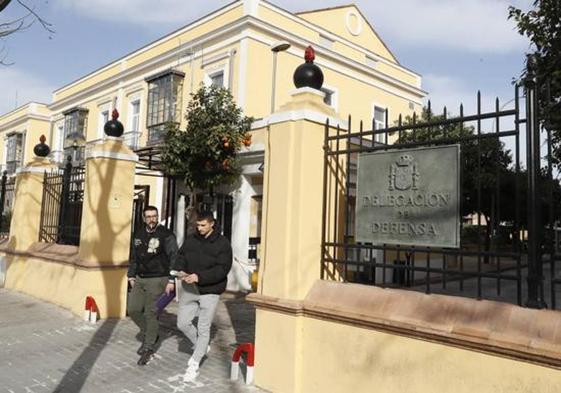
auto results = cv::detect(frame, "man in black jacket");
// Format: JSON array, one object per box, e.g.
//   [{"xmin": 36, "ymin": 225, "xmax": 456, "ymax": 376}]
[
  {"xmin": 127, "ymin": 205, "xmax": 178, "ymax": 365},
  {"xmin": 175, "ymin": 210, "xmax": 232, "ymax": 382}
]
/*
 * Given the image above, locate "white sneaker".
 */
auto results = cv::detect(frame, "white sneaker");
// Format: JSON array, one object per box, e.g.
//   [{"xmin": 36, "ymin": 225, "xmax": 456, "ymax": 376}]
[{"xmin": 183, "ymin": 360, "xmax": 199, "ymax": 382}]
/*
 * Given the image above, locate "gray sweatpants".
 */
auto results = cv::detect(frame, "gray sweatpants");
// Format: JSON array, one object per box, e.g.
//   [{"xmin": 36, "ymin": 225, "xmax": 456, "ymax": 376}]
[{"xmin": 176, "ymin": 282, "xmax": 220, "ymax": 364}]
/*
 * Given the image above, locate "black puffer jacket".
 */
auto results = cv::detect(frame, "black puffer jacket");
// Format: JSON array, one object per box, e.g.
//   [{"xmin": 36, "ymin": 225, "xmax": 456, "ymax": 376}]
[{"xmin": 176, "ymin": 229, "xmax": 232, "ymax": 295}]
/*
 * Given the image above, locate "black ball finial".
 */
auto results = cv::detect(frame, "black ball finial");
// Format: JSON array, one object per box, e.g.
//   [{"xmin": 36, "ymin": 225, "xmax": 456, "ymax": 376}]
[
  {"xmin": 293, "ymin": 46, "xmax": 324, "ymax": 90},
  {"xmin": 104, "ymin": 109, "xmax": 124, "ymax": 137},
  {"xmin": 34, "ymin": 135, "xmax": 50, "ymax": 157}
]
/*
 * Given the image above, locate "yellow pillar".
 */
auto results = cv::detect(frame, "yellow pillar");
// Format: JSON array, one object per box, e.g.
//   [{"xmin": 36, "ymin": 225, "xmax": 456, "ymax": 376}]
[
  {"xmin": 9, "ymin": 157, "xmax": 57, "ymax": 251},
  {"xmin": 77, "ymin": 137, "xmax": 138, "ymax": 317},
  {"xmin": 79, "ymin": 138, "xmax": 137, "ymax": 265},
  {"xmin": 251, "ymin": 87, "xmax": 344, "ymax": 392},
  {"xmin": 259, "ymin": 87, "xmax": 337, "ymax": 300}
]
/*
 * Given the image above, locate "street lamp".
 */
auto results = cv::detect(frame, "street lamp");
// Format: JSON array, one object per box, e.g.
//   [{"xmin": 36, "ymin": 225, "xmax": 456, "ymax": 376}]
[{"xmin": 270, "ymin": 40, "xmax": 291, "ymax": 114}]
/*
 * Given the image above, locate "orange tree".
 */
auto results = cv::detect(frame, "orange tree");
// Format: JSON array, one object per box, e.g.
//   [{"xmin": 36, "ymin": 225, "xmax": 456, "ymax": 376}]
[{"xmin": 162, "ymin": 84, "xmax": 253, "ymax": 195}]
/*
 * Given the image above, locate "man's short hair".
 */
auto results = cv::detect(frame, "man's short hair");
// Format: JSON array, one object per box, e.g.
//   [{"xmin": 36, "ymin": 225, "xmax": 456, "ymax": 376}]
[
  {"xmin": 196, "ymin": 210, "xmax": 215, "ymax": 222},
  {"xmin": 143, "ymin": 205, "xmax": 158, "ymax": 215}
]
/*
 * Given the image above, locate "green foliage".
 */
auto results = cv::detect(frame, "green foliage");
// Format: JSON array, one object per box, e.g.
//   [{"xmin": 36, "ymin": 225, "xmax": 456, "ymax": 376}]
[
  {"xmin": 162, "ymin": 84, "xmax": 254, "ymax": 191},
  {"xmin": 509, "ymin": 0, "xmax": 561, "ymax": 167},
  {"xmin": 395, "ymin": 107, "xmax": 513, "ymax": 220}
]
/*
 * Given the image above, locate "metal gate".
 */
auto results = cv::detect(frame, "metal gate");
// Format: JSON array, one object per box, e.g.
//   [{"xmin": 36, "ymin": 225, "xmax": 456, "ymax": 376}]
[
  {"xmin": 0, "ymin": 172, "xmax": 16, "ymax": 239},
  {"xmin": 39, "ymin": 159, "xmax": 85, "ymax": 246},
  {"xmin": 321, "ymin": 77, "xmax": 560, "ymax": 309}
]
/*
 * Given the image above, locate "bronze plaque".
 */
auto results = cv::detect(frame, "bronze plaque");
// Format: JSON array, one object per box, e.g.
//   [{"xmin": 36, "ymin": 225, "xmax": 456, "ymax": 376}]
[{"xmin": 355, "ymin": 144, "xmax": 460, "ymax": 248}]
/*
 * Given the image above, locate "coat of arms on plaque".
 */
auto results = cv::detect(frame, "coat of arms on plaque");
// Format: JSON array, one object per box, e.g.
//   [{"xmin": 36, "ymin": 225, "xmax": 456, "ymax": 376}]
[{"xmin": 389, "ymin": 154, "xmax": 419, "ymax": 191}]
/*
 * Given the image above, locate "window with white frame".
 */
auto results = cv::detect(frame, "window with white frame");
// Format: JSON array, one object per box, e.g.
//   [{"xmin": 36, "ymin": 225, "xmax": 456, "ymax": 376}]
[
  {"xmin": 98, "ymin": 109, "xmax": 109, "ymax": 138},
  {"xmin": 6, "ymin": 133, "xmax": 24, "ymax": 174},
  {"xmin": 373, "ymin": 105, "xmax": 387, "ymax": 143},
  {"xmin": 129, "ymin": 99, "xmax": 140, "ymax": 132},
  {"xmin": 209, "ymin": 70, "xmax": 224, "ymax": 88},
  {"xmin": 56, "ymin": 124, "xmax": 65, "ymax": 151},
  {"xmin": 51, "ymin": 124, "xmax": 65, "ymax": 164},
  {"xmin": 127, "ymin": 98, "xmax": 141, "ymax": 149}
]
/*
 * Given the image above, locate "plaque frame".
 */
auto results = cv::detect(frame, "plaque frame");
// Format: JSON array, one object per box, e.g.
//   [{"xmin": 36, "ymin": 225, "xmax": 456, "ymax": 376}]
[{"xmin": 355, "ymin": 144, "xmax": 461, "ymax": 248}]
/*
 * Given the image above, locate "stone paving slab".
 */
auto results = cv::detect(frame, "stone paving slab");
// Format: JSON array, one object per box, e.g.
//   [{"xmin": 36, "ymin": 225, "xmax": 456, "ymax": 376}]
[{"xmin": 0, "ymin": 289, "xmax": 265, "ymax": 393}]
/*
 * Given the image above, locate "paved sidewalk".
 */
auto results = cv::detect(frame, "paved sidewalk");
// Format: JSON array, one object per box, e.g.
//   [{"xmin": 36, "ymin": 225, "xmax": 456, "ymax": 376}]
[{"xmin": 0, "ymin": 289, "xmax": 264, "ymax": 393}]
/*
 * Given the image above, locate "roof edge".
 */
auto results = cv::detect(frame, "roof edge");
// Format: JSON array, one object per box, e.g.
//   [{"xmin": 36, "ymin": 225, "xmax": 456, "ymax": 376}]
[{"xmin": 293, "ymin": 2, "xmax": 400, "ymax": 66}]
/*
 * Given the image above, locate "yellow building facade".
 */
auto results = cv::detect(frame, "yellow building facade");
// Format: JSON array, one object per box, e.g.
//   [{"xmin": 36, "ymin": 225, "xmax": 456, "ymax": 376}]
[{"xmin": 0, "ymin": 0, "xmax": 425, "ymax": 290}]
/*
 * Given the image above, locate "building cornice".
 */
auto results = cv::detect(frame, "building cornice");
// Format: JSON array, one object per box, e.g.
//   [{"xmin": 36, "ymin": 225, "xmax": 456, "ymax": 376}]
[
  {"xmin": 245, "ymin": 18, "xmax": 426, "ymax": 100},
  {"xmin": 49, "ymin": 16, "xmax": 424, "ymax": 115},
  {"xmin": 259, "ymin": 0, "xmax": 421, "ymax": 80},
  {"xmin": 0, "ymin": 102, "xmax": 49, "ymax": 121},
  {"xmin": 0, "ymin": 113, "xmax": 51, "ymax": 131}
]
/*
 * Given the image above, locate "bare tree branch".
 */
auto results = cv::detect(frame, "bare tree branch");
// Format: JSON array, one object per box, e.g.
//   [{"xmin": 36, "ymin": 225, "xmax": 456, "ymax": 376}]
[
  {"xmin": 0, "ymin": 43, "xmax": 14, "ymax": 65},
  {"xmin": 0, "ymin": 19, "xmax": 32, "ymax": 39},
  {"xmin": 0, "ymin": 0, "xmax": 54, "ymax": 64},
  {"xmin": 15, "ymin": 0, "xmax": 54, "ymax": 34}
]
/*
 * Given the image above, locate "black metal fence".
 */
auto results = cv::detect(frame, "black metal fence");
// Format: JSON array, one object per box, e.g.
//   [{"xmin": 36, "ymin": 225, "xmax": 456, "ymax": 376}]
[
  {"xmin": 0, "ymin": 172, "xmax": 16, "ymax": 239},
  {"xmin": 321, "ymin": 79, "xmax": 561, "ymax": 309},
  {"xmin": 39, "ymin": 159, "xmax": 85, "ymax": 246}
]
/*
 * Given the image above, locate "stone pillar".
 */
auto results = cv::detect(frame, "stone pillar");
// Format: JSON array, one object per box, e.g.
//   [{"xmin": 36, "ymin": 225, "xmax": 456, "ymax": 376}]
[
  {"xmin": 249, "ymin": 87, "xmax": 345, "ymax": 392},
  {"xmin": 9, "ymin": 157, "xmax": 57, "ymax": 251},
  {"xmin": 78, "ymin": 138, "xmax": 137, "ymax": 265},
  {"xmin": 76, "ymin": 137, "xmax": 137, "ymax": 318},
  {"xmin": 259, "ymin": 87, "xmax": 337, "ymax": 300}
]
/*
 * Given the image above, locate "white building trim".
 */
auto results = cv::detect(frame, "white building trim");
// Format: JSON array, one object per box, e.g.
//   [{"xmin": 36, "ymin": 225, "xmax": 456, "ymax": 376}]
[
  {"xmin": 0, "ymin": 114, "xmax": 50, "ymax": 131},
  {"xmin": 15, "ymin": 166, "xmax": 49, "ymax": 175},
  {"xmin": 244, "ymin": 22, "xmax": 425, "ymax": 102},
  {"xmin": 252, "ymin": 109, "xmax": 347, "ymax": 129},
  {"xmin": 49, "ymin": 15, "xmax": 425, "ymax": 114},
  {"xmin": 243, "ymin": 0, "xmax": 259, "ymax": 16},
  {"xmin": 237, "ymin": 38, "xmax": 249, "ymax": 108},
  {"xmin": 259, "ymin": 1, "xmax": 421, "ymax": 80},
  {"xmin": 85, "ymin": 150, "xmax": 139, "ymax": 162}
]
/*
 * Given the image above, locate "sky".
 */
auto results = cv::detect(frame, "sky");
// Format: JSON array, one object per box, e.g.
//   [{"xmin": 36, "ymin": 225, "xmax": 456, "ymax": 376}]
[{"xmin": 0, "ymin": 0, "xmax": 534, "ymax": 117}]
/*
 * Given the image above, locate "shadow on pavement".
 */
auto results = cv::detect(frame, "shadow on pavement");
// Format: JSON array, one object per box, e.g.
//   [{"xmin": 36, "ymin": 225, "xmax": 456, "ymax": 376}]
[
  {"xmin": 223, "ymin": 293, "xmax": 256, "ymax": 347},
  {"xmin": 52, "ymin": 319, "xmax": 118, "ymax": 393}
]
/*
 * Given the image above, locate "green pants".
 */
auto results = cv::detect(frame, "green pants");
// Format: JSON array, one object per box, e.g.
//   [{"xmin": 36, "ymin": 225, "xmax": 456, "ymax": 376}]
[{"xmin": 127, "ymin": 276, "xmax": 168, "ymax": 350}]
